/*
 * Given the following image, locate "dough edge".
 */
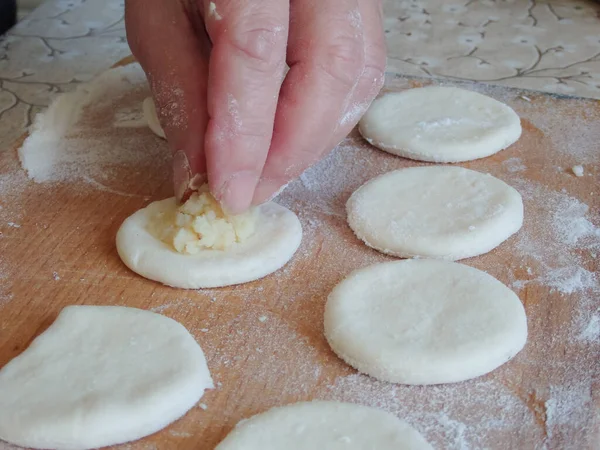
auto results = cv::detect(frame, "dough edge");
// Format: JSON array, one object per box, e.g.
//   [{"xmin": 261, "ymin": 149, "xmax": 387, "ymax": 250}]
[
  {"xmin": 324, "ymin": 260, "xmax": 528, "ymax": 385},
  {"xmin": 0, "ymin": 305, "xmax": 213, "ymax": 449},
  {"xmin": 215, "ymin": 401, "xmax": 433, "ymax": 449},
  {"xmin": 346, "ymin": 167, "xmax": 524, "ymax": 261},
  {"xmin": 116, "ymin": 198, "xmax": 303, "ymax": 288},
  {"xmin": 358, "ymin": 87, "xmax": 522, "ymax": 163}
]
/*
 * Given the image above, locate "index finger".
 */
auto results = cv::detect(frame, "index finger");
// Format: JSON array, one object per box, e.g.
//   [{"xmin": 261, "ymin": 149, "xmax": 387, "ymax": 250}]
[{"xmin": 202, "ymin": 0, "xmax": 289, "ymax": 214}]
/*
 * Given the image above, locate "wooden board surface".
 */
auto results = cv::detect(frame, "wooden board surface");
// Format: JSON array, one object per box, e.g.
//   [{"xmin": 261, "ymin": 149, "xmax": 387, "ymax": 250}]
[{"xmin": 0, "ymin": 59, "xmax": 599, "ymax": 449}]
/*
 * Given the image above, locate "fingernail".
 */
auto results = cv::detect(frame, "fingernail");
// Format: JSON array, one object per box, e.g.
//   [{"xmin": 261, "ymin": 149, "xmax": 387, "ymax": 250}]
[
  {"xmin": 217, "ymin": 171, "xmax": 258, "ymax": 215},
  {"xmin": 252, "ymin": 179, "xmax": 287, "ymax": 205},
  {"xmin": 173, "ymin": 150, "xmax": 191, "ymax": 203}
]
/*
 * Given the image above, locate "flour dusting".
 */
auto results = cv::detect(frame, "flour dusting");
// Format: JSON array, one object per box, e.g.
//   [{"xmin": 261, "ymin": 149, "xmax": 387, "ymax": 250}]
[
  {"xmin": 510, "ymin": 180, "xmax": 600, "ymax": 296},
  {"xmin": 577, "ymin": 313, "xmax": 599, "ymax": 343},
  {"xmin": 17, "ymin": 64, "xmax": 170, "ymax": 190},
  {"xmin": 321, "ymin": 374, "xmax": 539, "ymax": 449},
  {"xmin": 503, "ymin": 157, "xmax": 526, "ymax": 173}
]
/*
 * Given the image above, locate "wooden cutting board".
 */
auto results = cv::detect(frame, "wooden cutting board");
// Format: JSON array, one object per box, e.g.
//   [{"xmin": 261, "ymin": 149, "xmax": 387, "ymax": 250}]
[{"xmin": 0, "ymin": 57, "xmax": 598, "ymax": 450}]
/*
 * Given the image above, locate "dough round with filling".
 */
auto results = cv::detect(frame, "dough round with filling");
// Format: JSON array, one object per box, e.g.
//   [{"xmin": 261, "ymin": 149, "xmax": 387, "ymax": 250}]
[
  {"xmin": 142, "ymin": 97, "xmax": 165, "ymax": 138},
  {"xmin": 346, "ymin": 166, "xmax": 523, "ymax": 260},
  {"xmin": 325, "ymin": 260, "xmax": 527, "ymax": 385},
  {"xmin": 215, "ymin": 401, "xmax": 433, "ymax": 450},
  {"xmin": 359, "ymin": 87, "xmax": 522, "ymax": 162},
  {"xmin": 0, "ymin": 306, "xmax": 212, "ymax": 450},
  {"xmin": 117, "ymin": 198, "xmax": 302, "ymax": 288}
]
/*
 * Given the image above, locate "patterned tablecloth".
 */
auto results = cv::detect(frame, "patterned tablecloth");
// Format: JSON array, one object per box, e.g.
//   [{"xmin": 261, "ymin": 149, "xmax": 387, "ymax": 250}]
[{"xmin": 0, "ymin": 0, "xmax": 599, "ymax": 149}]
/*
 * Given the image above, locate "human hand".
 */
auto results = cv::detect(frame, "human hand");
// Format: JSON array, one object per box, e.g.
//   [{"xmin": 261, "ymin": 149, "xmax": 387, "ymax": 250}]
[{"xmin": 126, "ymin": 0, "xmax": 386, "ymax": 213}]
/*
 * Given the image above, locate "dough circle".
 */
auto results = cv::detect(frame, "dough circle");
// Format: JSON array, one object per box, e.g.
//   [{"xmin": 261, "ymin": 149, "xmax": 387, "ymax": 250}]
[
  {"xmin": 215, "ymin": 401, "xmax": 433, "ymax": 450},
  {"xmin": 0, "ymin": 306, "xmax": 213, "ymax": 450},
  {"xmin": 117, "ymin": 198, "xmax": 302, "ymax": 288},
  {"xmin": 324, "ymin": 260, "xmax": 527, "ymax": 385},
  {"xmin": 142, "ymin": 96, "xmax": 166, "ymax": 138},
  {"xmin": 346, "ymin": 166, "xmax": 523, "ymax": 260},
  {"xmin": 359, "ymin": 86, "xmax": 522, "ymax": 162}
]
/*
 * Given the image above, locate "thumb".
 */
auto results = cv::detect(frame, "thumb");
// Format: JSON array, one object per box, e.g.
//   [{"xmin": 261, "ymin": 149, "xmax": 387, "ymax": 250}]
[{"xmin": 125, "ymin": 0, "xmax": 211, "ymax": 202}]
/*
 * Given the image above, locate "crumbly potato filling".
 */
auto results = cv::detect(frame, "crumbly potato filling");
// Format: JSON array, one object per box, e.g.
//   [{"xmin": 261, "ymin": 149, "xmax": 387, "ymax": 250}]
[{"xmin": 149, "ymin": 185, "xmax": 258, "ymax": 253}]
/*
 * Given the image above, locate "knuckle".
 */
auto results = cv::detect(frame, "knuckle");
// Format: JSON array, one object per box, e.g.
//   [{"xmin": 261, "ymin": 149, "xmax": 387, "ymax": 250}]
[
  {"xmin": 228, "ymin": 17, "xmax": 285, "ymax": 70},
  {"xmin": 320, "ymin": 34, "xmax": 365, "ymax": 88}
]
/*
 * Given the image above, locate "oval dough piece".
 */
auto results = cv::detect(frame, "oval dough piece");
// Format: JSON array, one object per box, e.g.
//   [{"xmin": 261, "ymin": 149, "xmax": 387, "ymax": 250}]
[
  {"xmin": 117, "ymin": 198, "xmax": 302, "ymax": 288},
  {"xmin": 325, "ymin": 260, "xmax": 527, "ymax": 385},
  {"xmin": 142, "ymin": 96, "xmax": 165, "ymax": 138},
  {"xmin": 359, "ymin": 87, "xmax": 522, "ymax": 162},
  {"xmin": 0, "ymin": 306, "xmax": 213, "ymax": 450},
  {"xmin": 346, "ymin": 166, "xmax": 523, "ymax": 260},
  {"xmin": 215, "ymin": 401, "xmax": 433, "ymax": 450}
]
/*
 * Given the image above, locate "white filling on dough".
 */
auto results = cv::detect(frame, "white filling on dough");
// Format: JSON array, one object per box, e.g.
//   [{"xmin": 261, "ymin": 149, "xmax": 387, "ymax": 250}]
[
  {"xmin": 148, "ymin": 185, "xmax": 258, "ymax": 253},
  {"xmin": 346, "ymin": 166, "xmax": 523, "ymax": 260},
  {"xmin": 215, "ymin": 401, "xmax": 433, "ymax": 450},
  {"xmin": 117, "ymin": 198, "xmax": 302, "ymax": 288},
  {"xmin": 359, "ymin": 86, "xmax": 522, "ymax": 162},
  {"xmin": 0, "ymin": 306, "xmax": 213, "ymax": 450},
  {"xmin": 324, "ymin": 260, "xmax": 528, "ymax": 385}
]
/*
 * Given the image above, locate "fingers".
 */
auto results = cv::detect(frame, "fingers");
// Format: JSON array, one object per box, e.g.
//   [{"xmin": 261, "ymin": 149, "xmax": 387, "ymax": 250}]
[
  {"xmin": 252, "ymin": 0, "xmax": 386, "ymax": 205},
  {"xmin": 334, "ymin": 0, "xmax": 386, "ymax": 147},
  {"xmin": 125, "ymin": 0, "xmax": 211, "ymax": 202},
  {"xmin": 202, "ymin": 0, "xmax": 289, "ymax": 214}
]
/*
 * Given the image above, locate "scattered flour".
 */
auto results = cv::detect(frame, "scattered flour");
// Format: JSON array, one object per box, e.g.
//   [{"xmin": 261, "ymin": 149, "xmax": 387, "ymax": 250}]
[
  {"xmin": 545, "ymin": 383, "xmax": 594, "ymax": 440},
  {"xmin": 503, "ymin": 157, "xmax": 527, "ymax": 173},
  {"xmin": 510, "ymin": 180, "xmax": 600, "ymax": 296},
  {"xmin": 552, "ymin": 197, "xmax": 600, "ymax": 247},
  {"xmin": 539, "ymin": 267, "xmax": 596, "ymax": 294},
  {"xmin": 17, "ymin": 63, "xmax": 170, "ymax": 190},
  {"xmin": 576, "ymin": 312, "xmax": 599, "ymax": 343},
  {"xmin": 321, "ymin": 374, "xmax": 539, "ymax": 449},
  {"xmin": 169, "ymin": 430, "xmax": 193, "ymax": 438}
]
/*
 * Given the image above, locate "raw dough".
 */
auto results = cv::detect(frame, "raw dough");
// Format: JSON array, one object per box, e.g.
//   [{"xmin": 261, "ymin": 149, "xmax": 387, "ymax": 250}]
[
  {"xmin": 143, "ymin": 96, "xmax": 165, "ymax": 138},
  {"xmin": 324, "ymin": 260, "xmax": 527, "ymax": 385},
  {"xmin": 215, "ymin": 401, "xmax": 433, "ymax": 449},
  {"xmin": 346, "ymin": 166, "xmax": 523, "ymax": 260},
  {"xmin": 359, "ymin": 86, "xmax": 522, "ymax": 162},
  {"xmin": 117, "ymin": 198, "xmax": 302, "ymax": 288},
  {"xmin": 0, "ymin": 306, "xmax": 213, "ymax": 450},
  {"xmin": 572, "ymin": 165, "xmax": 584, "ymax": 177}
]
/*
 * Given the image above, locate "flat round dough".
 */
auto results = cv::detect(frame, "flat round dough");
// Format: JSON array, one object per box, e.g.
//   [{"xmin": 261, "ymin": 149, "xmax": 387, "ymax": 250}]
[
  {"xmin": 117, "ymin": 198, "xmax": 302, "ymax": 288},
  {"xmin": 346, "ymin": 166, "xmax": 523, "ymax": 260},
  {"xmin": 359, "ymin": 87, "xmax": 522, "ymax": 162},
  {"xmin": 215, "ymin": 401, "xmax": 432, "ymax": 449},
  {"xmin": 0, "ymin": 306, "xmax": 212, "ymax": 450},
  {"xmin": 142, "ymin": 96, "xmax": 166, "ymax": 138},
  {"xmin": 325, "ymin": 260, "xmax": 527, "ymax": 385}
]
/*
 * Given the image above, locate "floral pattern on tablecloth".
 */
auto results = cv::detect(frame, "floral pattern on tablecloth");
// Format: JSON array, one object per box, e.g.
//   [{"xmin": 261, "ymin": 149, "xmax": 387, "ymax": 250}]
[{"xmin": 384, "ymin": 0, "xmax": 600, "ymax": 98}]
